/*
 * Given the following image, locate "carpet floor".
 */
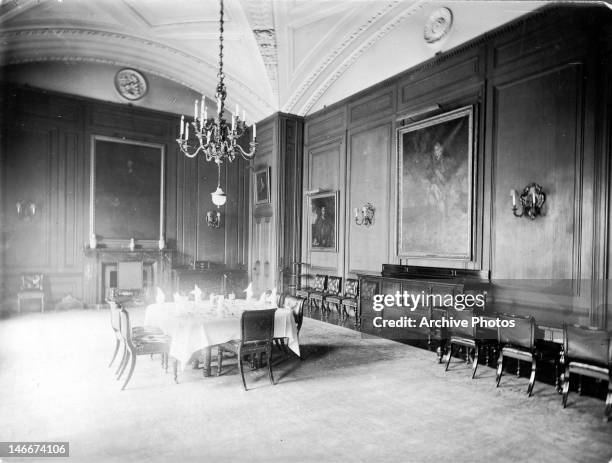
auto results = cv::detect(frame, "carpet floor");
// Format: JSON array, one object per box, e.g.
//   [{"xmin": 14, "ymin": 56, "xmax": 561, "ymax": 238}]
[{"xmin": 0, "ymin": 308, "xmax": 611, "ymax": 463}]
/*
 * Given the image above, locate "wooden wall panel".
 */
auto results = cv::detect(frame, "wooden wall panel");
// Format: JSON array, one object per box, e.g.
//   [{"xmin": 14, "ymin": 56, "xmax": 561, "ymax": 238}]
[
  {"xmin": 346, "ymin": 123, "xmax": 391, "ymax": 274},
  {"xmin": 3, "ymin": 126, "xmax": 53, "ymax": 269},
  {"xmin": 491, "ymin": 64, "xmax": 583, "ymax": 280},
  {"xmin": 304, "ymin": 137, "xmax": 344, "ymax": 273}
]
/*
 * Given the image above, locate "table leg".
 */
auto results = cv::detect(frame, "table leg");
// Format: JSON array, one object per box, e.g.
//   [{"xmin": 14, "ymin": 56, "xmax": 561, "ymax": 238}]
[{"xmin": 202, "ymin": 346, "xmax": 212, "ymax": 377}]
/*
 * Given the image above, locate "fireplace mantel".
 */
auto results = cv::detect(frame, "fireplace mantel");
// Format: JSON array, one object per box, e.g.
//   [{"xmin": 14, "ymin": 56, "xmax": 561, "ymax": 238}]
[{"xmin": 83, "ymin": 247, "xmax": 174, "ymax": 306}]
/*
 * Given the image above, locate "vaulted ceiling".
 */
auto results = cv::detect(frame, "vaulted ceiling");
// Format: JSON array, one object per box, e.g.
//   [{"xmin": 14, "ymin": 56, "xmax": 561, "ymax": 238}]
[{"xmin": 0, "ymin": 0, "xmax": 551, "ymax": 120}]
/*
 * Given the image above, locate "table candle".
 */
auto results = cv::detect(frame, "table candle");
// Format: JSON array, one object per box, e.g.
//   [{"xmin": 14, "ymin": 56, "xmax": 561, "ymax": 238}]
[{"xmin": 511, "ymin": 190, "xmax": 516, "ymax": 207}]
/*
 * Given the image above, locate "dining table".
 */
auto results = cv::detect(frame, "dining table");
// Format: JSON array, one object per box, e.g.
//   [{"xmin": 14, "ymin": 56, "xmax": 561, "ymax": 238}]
[{"xmin": 143, "ymin": 298, "xmax": 300, "ymax": 377}]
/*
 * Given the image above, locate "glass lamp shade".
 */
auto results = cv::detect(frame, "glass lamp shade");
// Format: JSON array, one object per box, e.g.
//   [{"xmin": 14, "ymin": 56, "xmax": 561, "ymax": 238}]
[{"xmin": 211, "ymin": 187, "xmax": 227, "ymax": 207}]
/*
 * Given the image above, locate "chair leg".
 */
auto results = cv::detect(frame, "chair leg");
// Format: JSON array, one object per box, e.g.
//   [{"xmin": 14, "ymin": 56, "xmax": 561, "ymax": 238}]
[
  {"xmin": 116, "ymin": 343, "xmax": 128, "ymax": 377},
  {"xmin": 108, "ymin": 339, "xmax": 120, "ymax": 367},
  {"xmin": 267, "ymin": 344, "xmax": 275, "ymax": 386},
  {"xmin": 120, "ymin": 352, "xmax": 136, "ymax": 390},
  {"xmin": 471, "ymin": 344, "xmax": 479, "ymax": 379},
  {"xmin": 527, "ymin": 357, "xmax": 536, "ymax": 396},
  {"xmin": 174, "ymin": 358, "xmax": 179, "ymax": 383},
  {"xmin": 238, "ymin": 349, "xmax": 247, "ymax": 391},
  {"xmin": 496, "ymin": 352, "xmax": 504, "ymax": 387},
  {"xmin": 445, "ymin": 343, "xmax": 453, "ymax": 371},
  {"xmin": 217, "ymin": 347, "xmax": 223, "ymax": 376},
  {"xmin": 562, "ymin": 366, "xmax": 570, "ymax": 408},
  {"xmin": 604, "ymin": 378, "xmax": 612, "ymax": 421}
]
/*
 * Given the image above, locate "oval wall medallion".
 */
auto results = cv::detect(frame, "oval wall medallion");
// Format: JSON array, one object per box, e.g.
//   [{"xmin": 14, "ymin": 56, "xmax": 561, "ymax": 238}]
[
  {"xmin": 114, "ymin": 68, "xmax": 148, "ymax": 101},
  {"xmin": 423, "ymin": 7, "xmax": 453, "ymax": 44}
]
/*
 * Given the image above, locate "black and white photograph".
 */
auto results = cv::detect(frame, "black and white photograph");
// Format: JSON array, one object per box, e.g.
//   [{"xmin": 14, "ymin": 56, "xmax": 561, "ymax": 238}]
[{"xmin": 1, "ymin": 1, "xmax": 612, "ymax": 462}]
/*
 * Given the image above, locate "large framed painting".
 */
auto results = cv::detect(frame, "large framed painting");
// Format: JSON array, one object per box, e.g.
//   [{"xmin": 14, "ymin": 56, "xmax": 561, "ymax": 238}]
[
  {"xmin": 254, "ymin": 167, "xmax": 271, "ymax": 205},
  {"xmin": 397, "ymin": 106, "xmax": 474, "ymax": 259},
  {"xmin": 308, "ymin": 191, "xmax": 338, "ymax": 252},
  {"xmin": 90, "ymin": 135, "xmax": 165, "ymax": 247}
]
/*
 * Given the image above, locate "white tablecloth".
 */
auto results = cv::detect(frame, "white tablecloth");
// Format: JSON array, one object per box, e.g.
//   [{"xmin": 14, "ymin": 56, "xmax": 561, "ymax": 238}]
[{"xmin": 144, "ymin": 299, "xmax": 300, "ymax": 367}]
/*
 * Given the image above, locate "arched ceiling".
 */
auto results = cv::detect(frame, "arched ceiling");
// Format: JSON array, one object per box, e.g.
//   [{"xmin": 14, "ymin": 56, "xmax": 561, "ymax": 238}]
[{"xmin": 0, "ymin": 0, "xmax": 552, "ymax": 120}]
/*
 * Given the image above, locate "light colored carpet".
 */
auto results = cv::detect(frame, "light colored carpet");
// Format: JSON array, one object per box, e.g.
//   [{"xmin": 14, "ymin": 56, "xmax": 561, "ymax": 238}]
[{"xmin": 0, "ymin": 308, "xmax": 611, "ymax": 463}]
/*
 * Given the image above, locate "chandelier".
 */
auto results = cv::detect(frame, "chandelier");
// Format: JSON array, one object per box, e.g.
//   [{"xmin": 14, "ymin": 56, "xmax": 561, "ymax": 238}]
[{"xmin": 176, "ymin": 0, "xmax": 256, "ymax": 206}]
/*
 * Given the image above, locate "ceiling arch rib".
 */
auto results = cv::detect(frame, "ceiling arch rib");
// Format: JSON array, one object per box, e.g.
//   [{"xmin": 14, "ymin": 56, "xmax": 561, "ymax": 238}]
[
  {"xmin": 281, "ymin": 0, "xmax": 412, "ymax": 115},
  {"xmin": 0, "ymin": 27, "xmax": 275, "ymax": 120}
]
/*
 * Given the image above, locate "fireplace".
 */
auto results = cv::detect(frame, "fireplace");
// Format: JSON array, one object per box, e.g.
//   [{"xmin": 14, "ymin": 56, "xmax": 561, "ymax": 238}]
[{"xmin": 83, "ymin": 248, "xmax": 173, "ymax": 306}]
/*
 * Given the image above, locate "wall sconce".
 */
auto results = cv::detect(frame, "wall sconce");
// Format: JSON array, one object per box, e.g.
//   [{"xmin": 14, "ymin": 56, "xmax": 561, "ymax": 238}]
[
  {"xmin": 206, "ymin": 210, "xmax": 221, "ymax": 228},
  {"xmin": 16, "ymin": 200, "xmax": 37, "ymax": 220},
  {"xmin": 511, "ymin": 183, "xmax": 546, "ymax": 220},
  {"xmin": 354, "ymin": 203, "xmax": 375, "ymax": 227}
]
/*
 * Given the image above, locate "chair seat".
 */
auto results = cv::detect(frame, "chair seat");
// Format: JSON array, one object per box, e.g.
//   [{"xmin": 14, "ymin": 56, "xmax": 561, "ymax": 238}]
[
  {"xmin": 341, "ymin": 298, "xmax": 357, "ymax": 307},
  {"xmin": 133, "ymin": 325, "xmax": 164, "ymax": 336},
  {"xmin": 450, "ymin": 336, "xmax": 476, "ymax": 347},
  {"xmin": 295, "ymin": 289, "xmax": 310, "ymax": 298},
  {"xmin": 133, "ymin": 334, "xmax": 171, "ymax": 354},
  {"xmin": 310, "ymin": 292, "xmax": 324, "ymax": 300},
  {"xmin": 569, "ymin": 361, "xmax": 610, "ymax": 381},
  {"xmin": 501, "ymin": 346, "xmax": 533, "ymax": 362},
  {"xmin": 220, "ymin": 339, "xmax": 270, "ymax": 352},
  {"xmin": 18, "ymin": 290, "xmax": 44, "ymax": 298},
  {"xmin": 325, "ymin": 295, "xmax": 341, "ymax": 305}
]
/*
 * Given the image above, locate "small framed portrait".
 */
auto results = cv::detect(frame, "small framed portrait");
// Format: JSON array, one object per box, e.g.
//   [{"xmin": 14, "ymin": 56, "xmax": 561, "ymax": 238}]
[
  {"xmin": 308, "ymin": 191, "xmax": 338, "ymax": 252},
  {"xmin": 254, "ymin": 167, "xmax": 271, "ymax": 205}
]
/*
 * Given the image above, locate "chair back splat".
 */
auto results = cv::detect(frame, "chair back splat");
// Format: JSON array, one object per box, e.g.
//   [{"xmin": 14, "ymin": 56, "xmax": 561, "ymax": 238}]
[
  {"xmin": 242, "ymin": 309, "xmax": 276, "ymax": 343},
  {"xmin": 498, "ymin": 314, "xmax": 535, "ymax": 351},
  {"xmin": 562, "ymin": 324, "xmax": 612, "ymax": 420}
]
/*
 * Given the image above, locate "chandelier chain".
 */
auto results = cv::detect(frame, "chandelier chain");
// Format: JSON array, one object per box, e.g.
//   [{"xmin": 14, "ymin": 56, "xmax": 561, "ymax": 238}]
[{"xmin": 175, "ymin": 0, "xmax": 257, "ymax": 207}]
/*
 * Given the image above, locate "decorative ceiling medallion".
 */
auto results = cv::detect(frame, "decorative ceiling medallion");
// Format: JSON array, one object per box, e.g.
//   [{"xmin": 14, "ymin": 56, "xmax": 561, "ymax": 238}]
[
  {"xmin": 114, "ymin": 68, "xmax": 148, "ymax": 101},
  {"xmin": 423, "ymin": 7, "xmax": 453, "ymax": 44}
]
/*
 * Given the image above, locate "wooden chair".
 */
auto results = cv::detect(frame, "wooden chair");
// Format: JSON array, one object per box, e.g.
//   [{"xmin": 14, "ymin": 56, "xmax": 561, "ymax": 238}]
[
  {"xmin": 217, "ymin": 309, "xmax": 277, "ymax": 391},
  {"xmin": 17, "ymin": 273, "xmax": 45, "ymax": 313},
  {"xmin": 445, "ymin": 309, "xmax": 481, "ymax": 378},
  {"xmin": 307, "ymin": 275, "xmax": 327, "ymax": 314},
  {"xmin": 322, "ymin": 276, "xmax": 342, "ymax": 315},
  {"xmin": 295, "ymin": 273, "xmax": 312, "ymax": 300},
  {"xmin": 562, "ymin": 324, "xmax": 612, "ymax": 421},
  {"xmin": 116, "ymin": 306, "xmax": 171, "ymax": 390},
  {"xmin": 496, "ymin": 314, "xmax": 540, "ymax": 396},
  {"xmin": 108, "ymin": 301, "xmax": 163, "ymax": 373},
  {"xmin": 340, "ymin": 279, "xmax": 359, "ymax": 327}
]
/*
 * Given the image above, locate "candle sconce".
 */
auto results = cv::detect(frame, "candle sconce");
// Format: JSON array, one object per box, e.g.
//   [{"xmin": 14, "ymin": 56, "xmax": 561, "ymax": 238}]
[
  {"xmin": 511, "ymin": 183, "xmax": 546, "ymax": 220},
  {"xmin": 16, "ymin": 200, "xmax": 37, "ymax": 220},
  {"xmin": 354, "ymin": 203, "xmax": 375, "ymax": 227},
  {"xmin": 206, "ymin": 210, "xmax": 221, "ymax": 228}
]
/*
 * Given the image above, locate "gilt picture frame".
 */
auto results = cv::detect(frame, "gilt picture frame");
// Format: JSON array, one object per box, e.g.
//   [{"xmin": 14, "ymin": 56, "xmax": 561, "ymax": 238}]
[
  {"xmin": 254, "ymin": 167, "xmax": 271, "ymax": 205},
  {"xmin": 89, "ymin": 135, "xmax": 165, "ymax": 247},
  {"xmin": 397, "ymin": 106, "xmax": 474, "ymax": 260},
  {"xmin": 308, "ymin": 191, "xmax": 338, "ymax": 252}
]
